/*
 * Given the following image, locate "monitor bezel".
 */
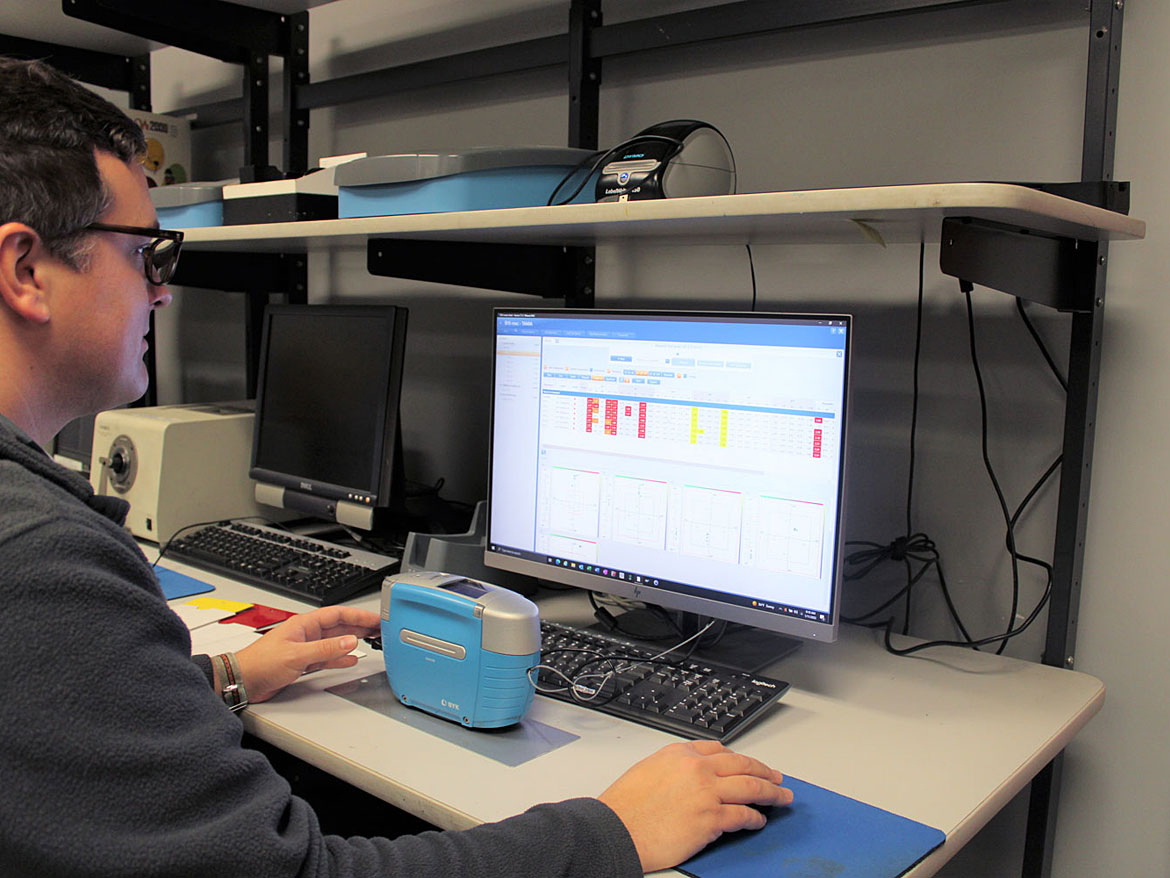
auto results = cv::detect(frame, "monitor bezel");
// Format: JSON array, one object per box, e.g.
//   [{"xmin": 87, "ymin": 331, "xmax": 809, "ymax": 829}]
[
  {"xmin": 484, "ymin": 307, "xmax": 851, "ymax": 644},
  {"xmin": 248, "ymin": 303, "xmax": 408, "ymax": 510}
]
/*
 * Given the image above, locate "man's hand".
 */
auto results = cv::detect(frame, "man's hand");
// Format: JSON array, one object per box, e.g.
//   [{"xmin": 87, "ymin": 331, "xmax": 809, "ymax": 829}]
[
  {"xmin": 598, "ymin": 740, "xmax": 793, "ymax": 873},
  {"xmin": 234, "ymin": 606, "xmax": 381, "ymax": 703}
]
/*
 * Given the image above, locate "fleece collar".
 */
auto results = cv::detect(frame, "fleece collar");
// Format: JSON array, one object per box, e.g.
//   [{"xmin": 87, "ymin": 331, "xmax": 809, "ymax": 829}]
[{"xmin": 0, "ymin": 415, "xmax": 129, "ymax": 526}]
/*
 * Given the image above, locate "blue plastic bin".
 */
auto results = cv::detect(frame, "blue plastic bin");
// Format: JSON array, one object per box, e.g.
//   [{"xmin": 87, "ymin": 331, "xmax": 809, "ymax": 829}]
[
  {"xmin": 150, "ymin": 182, "xmax": 226, "ymax": 228},
  {"xmin": 335, "ymin": 147, "xmax": 598, "ymax": 218}
]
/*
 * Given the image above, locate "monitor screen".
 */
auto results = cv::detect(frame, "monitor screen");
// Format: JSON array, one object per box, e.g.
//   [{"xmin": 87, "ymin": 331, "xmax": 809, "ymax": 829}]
[
  {"xmin": 486, "ymin": 308, "xmax": 851, "ymax": 643},
  {"xmin": 53, "ymin": 413, "xmax": 97, "ymax": 473},
  {"xmin": 250, "ymin": 304, "xmax": 408, "ymax": 528}
]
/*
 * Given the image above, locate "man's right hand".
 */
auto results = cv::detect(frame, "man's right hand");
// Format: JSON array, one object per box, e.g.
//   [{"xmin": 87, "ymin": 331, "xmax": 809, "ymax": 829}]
[{"xmin": 597, "ymin": 740, "xmax": 793, "ymax": 873}]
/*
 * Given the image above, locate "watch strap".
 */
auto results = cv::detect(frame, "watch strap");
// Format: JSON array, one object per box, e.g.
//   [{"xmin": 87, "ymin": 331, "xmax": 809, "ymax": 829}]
[{"xmin": 213, "ymin": 652, "xmax": 248, "ymax": 713}]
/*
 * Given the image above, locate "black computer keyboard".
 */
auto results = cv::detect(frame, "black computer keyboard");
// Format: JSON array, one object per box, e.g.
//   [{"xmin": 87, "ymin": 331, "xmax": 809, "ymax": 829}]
[
  {"xmin": 164, "ymin": 521, "xmax": 398, "ymax": 606},
  {"xmin": 536, "ymin": 620, "xmax": 789, "ymax": 744}
]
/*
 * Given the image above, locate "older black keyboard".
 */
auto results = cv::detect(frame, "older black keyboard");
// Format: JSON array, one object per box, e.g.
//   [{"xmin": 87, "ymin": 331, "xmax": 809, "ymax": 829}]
[
  {"xmin": 536, "ymin": 620, "xmax": 788, "ymax": 743},
  {"xmin": 164, "ymin": 521, "xmax": 398, "ymax": 605}
]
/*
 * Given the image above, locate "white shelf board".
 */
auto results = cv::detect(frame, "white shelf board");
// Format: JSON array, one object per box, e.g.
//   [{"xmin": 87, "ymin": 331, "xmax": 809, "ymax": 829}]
[{"xmin": 178, "ymin": 183, "xmax": 1145, "ymax": 253}]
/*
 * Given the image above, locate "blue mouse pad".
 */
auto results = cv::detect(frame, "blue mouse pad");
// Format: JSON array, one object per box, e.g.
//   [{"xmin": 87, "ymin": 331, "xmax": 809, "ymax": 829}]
[
  {"xmin": 155, "ymin": 566, "xmax": 215, "ymax": 600},
  {"xmin": 679, "ymin": 775, "xmax": 945, "ymax": 878}
]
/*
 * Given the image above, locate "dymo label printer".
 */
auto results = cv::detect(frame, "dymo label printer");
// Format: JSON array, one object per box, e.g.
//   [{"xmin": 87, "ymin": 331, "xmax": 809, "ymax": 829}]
[
  {"xmin": 380, "ymin": 571, "xmax": 540, "ymax": 729},
  {"xmin": 595, "ymin": 119, "xmax": 735, "ymax": 202}
]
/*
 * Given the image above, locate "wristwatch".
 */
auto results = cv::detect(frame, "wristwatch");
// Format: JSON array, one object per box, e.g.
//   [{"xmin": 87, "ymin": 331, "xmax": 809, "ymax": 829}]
[{"xmin": 213, "ymin": 652, "xmax": 249, "ymax": 713}]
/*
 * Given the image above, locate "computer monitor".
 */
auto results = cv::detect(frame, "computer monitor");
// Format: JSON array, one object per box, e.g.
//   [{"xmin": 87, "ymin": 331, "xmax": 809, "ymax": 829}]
[
  {"xmin": 250, "ymin": 303, "xmax": 408, "ymax": 531},
  {"xmin": 485, "ymin": 308, "xmax": 851, "ymax": 652},
  {"xmin": 52, "ymin": 413, "xmax": 97, "ymax": 474}
]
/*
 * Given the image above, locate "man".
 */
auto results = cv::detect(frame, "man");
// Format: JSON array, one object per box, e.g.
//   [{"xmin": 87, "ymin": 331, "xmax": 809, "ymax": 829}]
[{"xmin": 0, "ymin": 57, "xmax": 792, "ymax": 877}]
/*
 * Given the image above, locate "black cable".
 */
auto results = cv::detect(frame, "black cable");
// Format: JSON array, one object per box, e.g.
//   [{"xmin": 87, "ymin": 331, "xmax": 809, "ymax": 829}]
[
  {"xmin": 897, "ymin": 240, "xmax": 929, "ymax": 634},
  {"xmin": 1011, "ymin": 455, "xmax": 1061, "ymax": 535},
  {"xmin": 874, "ymin": 568, "xmax": 1052, "ymax": 655},
  {"xmin": 679, "ymin": 616, "xmax": 732, "ymax": 655},
  {"xmin": 843, "ymin": 242, "xmax": 976, "ymax": 645},
  {"xmin": 841, "ymin": 534, "xmax": 973, "ymax": 642},
  {"xmin": 875, "ymin": 283, "xmax": 1064, "ymax": 656},
  {"xmin": 1015, "ymin": 297, "xmax": 1068, "ymax": 392},
  {"xmin": 535, "ymin": 647, "xmax": 702, "ymax": 708},
  {"xmin": 876, "ymin": 516, "xmax": 1055, "ymax": 655},
  {"xmin": 746, "ymin": 243, "xmax": 758, "ymax": 311},
  {"xmin": 843, "ymin": 536, "xmax": 934, "ymax": 618},
  {"xmin": 907, "ymin": 241, "xmax": 925, "ymax": 538},
  {"xmin": 340, "ymin": 526, "xmax": 406, "ymax": 558},
  {"xmin": 848, "ymin": 275, "xmax": 1068, "ymax": 657},
  {"xmin": 963, "ymin": 286, "xmax": 1025, "ymax": 654},
  {"xmin": 546, "ymin": 149, "xmax": 602, "ymax": 206},
  {"xmin": 900, "ymin": 243, "xmax": 927, "ymax": 634},
  {"xmin": 1011, "ymin": 296, "xmax": 1065, "ymax": 540}
]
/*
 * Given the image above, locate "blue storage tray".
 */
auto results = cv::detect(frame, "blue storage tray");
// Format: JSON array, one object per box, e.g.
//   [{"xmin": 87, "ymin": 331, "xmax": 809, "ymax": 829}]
[
  {"xmin": 151, "ymin": 181, "xmax": 226, "ymax": 228},
  {"xmin": 157, "ymin": 201, "xmax": 223, "ymax": 228},
  {"xmin": 336, "ymin": 148, "xmax": 597, "ymax": 218}
]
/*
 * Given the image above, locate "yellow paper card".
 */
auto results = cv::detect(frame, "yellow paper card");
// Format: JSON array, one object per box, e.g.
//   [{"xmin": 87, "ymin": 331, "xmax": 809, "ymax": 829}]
[{"xmin": 184, "ymin": 597, "xmax": 253, "ymax": 613}]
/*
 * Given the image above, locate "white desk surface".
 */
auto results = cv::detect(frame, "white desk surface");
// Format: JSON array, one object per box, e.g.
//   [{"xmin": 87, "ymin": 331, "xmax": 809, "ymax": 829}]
[{"xmin": 157, "ymin": 557, "xmax": 1103, "ymax": 877}]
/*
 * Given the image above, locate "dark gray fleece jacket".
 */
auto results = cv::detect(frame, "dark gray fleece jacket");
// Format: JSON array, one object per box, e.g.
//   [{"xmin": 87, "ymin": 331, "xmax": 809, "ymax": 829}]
[{"xmin": 0, "ymin": 416, "xmax": 640, "ymax": 878}]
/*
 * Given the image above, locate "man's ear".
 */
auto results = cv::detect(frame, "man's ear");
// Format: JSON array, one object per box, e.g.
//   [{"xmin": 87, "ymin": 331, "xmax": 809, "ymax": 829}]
[{"xmin": 0, "ymin": 222, "xmax": 53, "ymax": 324}]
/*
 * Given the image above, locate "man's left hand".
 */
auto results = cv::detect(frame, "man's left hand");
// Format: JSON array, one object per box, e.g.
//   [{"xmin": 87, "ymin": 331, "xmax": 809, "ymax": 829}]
[{"xmin": 234, "ymin": 606, "xmax": 380, "ymax": 703}]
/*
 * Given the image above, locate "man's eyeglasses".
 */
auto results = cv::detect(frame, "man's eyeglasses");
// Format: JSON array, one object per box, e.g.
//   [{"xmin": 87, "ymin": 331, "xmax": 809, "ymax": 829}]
[{"xmin": 84, "ymin": 222, "xmax": 184, "ymax": 286}]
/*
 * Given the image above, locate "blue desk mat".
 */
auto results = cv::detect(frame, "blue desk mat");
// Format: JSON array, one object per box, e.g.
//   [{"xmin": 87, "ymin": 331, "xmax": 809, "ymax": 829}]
[
  {"xmin": 679, "ymin": 775, "xmax": 945, "ymax": 878},
  {"xmin": 155, "ymin": 566, "xmax": 215, "ymax": 600}
]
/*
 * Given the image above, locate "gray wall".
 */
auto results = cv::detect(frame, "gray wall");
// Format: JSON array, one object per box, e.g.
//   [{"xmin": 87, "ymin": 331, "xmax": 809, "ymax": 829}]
[{"xmin": 143, "ymin": 2, "xmax": 1169, "ymax": 875}]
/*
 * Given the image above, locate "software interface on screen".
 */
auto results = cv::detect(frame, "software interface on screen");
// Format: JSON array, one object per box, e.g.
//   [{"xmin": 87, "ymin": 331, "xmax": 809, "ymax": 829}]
[{"xmin": 489, "ymin": 310, "xmax": 850, "ymax": 631}]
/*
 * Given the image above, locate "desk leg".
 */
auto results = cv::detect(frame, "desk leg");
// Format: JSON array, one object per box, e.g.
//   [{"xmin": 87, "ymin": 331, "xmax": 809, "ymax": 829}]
[{"xmin": 1022, "ymin": 753, "xmax": 1064, "ymax": 878}]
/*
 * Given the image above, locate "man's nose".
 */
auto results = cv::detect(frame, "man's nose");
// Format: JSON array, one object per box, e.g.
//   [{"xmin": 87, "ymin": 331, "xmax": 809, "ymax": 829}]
[{"xmin": 151, "ymin": 283, "xmax": 173, "ymax": 309}]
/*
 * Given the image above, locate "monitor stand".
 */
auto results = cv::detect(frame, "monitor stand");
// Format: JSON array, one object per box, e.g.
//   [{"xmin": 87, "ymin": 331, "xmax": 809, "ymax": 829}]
[{"xmin": 589, "ymin": 607, "xmax": 803, "ymax": 675}]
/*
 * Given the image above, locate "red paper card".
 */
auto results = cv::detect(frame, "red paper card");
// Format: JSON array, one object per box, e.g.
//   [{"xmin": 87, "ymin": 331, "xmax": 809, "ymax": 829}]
[{"xmin": 220, "ymin": 604, "xmax": 296, "ymax": 629}]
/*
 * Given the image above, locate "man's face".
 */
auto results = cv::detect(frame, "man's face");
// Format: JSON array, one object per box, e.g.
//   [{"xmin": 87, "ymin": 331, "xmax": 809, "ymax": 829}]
[{"xmin": 50, "ymin": 151, "xmax": 172, "ymax": 413}]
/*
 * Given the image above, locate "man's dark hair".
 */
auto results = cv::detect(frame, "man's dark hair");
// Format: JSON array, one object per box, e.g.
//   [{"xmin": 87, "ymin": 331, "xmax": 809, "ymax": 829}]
[{"xmin": 0, "ymin": 57, "xmax": 146, "ymax": 268}]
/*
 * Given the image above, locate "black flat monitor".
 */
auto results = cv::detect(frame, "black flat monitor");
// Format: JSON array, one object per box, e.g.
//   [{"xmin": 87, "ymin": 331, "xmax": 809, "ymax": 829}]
[
  {"xmin": 250, "ymin": 303, "xmax": 408, "ymax": 530},
  {"xmin": 486, "ymin": 308, "xmax": 851, "ymax": 656},
  {"xmin": 52, "ymin": 413, "xmax": 97, "ymax": 474}
]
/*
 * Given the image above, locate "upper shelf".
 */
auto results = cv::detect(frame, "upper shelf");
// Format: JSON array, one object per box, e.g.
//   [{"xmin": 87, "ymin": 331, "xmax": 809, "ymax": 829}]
[{"xmin": 178, "ymin": 183, "xmax": 1146, "ymax": 252}]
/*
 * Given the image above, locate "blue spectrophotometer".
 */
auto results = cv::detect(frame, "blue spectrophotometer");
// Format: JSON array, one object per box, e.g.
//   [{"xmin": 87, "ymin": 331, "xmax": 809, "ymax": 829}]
[{"xmin": 379, "ymin": 570, "xmax": 541, "ymax": 728}]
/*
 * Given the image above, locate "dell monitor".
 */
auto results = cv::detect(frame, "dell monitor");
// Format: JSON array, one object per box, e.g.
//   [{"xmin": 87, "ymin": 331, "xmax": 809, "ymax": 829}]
[
  {"xmin": 250, "ymin": 303, "xmax": 408, "ymax": 531},
  {"xmin": 486, "ymin": 308, "xmax": 850, "ymax": 658},
  {"xmin": 53, "ymin": 413, "xmax": 97, "ymax": 474}
]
